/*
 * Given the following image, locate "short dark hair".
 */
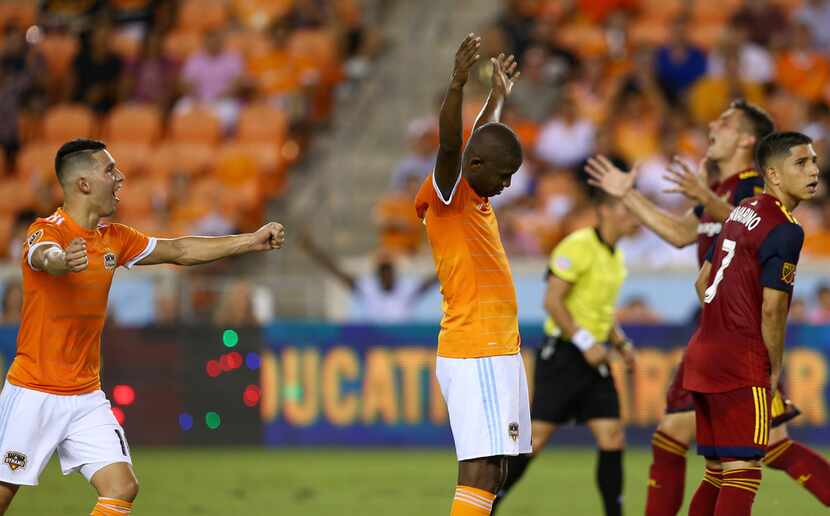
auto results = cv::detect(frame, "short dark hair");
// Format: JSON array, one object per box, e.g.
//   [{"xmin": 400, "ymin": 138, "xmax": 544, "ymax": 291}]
[
  {"xmin": 730, "ymin": 99, "xmax": 775, "ymax": 147},
  {"xmin": 755, "ymin": 131, "xmax": 813, "ymax": 172},
  {"xmin": 55, "ymin": 139, "xmax": 107, "ymax": 183}
]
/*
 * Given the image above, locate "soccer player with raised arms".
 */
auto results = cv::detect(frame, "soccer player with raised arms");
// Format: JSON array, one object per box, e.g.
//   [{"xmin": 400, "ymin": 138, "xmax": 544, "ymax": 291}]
[
  {"xmin": 0, "ymin": 139, "xmax": 285, "ymax": 515},
  {"xmin": 683, "ymin": 131, "xmax": 821, "ymax": 515},
  {"xmin": 415, "ymin": 34, "xmax": 527, "ymax": 516}
]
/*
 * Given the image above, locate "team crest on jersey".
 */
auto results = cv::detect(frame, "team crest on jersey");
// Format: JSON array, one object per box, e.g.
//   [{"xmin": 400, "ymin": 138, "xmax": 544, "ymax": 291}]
[
  {"xmin": 781, "ymin": 262, "xmax": 796, "ymax": 285},
  {"xmin": 508, "ymin": 422, "xmax": 519, "ymax": 442},
  {"xmin": 26, "ymin": 229, "xmax": 43, "ymax": 247},
  {"xmin": 104, "ymin": 251, "xmax": 117, "ymax": 270},
  {"xmin": 4, "ymin": 451, "xmax": 26, "ymax": 471}
]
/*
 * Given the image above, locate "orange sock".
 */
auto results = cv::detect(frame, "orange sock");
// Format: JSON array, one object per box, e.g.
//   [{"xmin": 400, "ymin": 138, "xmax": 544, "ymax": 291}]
[
  {"xmin": 90, "ymin": 497, "xmax": 133, "ymax": 515},
  {"xmin": 451, "ymin": 486, "xmax": 495, "ymax": 515}
]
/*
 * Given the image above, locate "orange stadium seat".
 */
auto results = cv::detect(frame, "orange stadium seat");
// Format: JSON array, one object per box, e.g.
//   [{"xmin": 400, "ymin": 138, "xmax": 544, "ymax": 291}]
[
  {"xmin": 236, "ymin": 103, "xmax": 288, "ymax": 144},
  {"xmin": 227, "ymin": 141, "xmax": 286, "ymax": 197},
  {"xmin": 148, "ymin": 142, "xmax": 217, "ymax": 179},
  {"xmin": 111, "ymin": 30, "xmax": 143, "ymax": 61},
  {"xmin": 0, "ymin": 213, "xmax": 13, "ymax": 258},
  {"xmin": 38, "ymin": 33, "xmax": 80, "ymax": 78},
  {"xmin": 107, "ymin": 142, "xmax": 152, "ymax": 178},
  {"xmin": 638, "ymin": 0, "xmax": 684, "ymax": 20},
  {"xmin": 16, "ymin": 143, "xmax": 58, "ymax": 184},
  {"xmin": 630, "ymin": 18, "xmax": 670, "ymax": 47},
  {"xmin": 225, "ymin": 30, "xmax": 271, "ymax": 60},
  {"xmin": 0, "ymin": 177, "xmax": 34, "ymax": 215},
  {"xmin": 170, "ymin": 107, "xmax": 222, "ymax": 144},
  {"xmin": 288, "ymin": 29, "xmax": 342, "ymax": 84},
  {"xmin": 689, "ymin": 23, "xmax": 726, "ymax": 50},
  {"xmin": 106, "ymin": 104, "xmax": 163, "ymax": 145},
  {"xmin": 0, "ymin": 2, "xmax": 37, "ymax": 28},
  {"xmin": 177, "ymin": 0, "xmax": 230, "ymax": 32},
  {"xmin": 557, "ymin": 25, "xmax": 607, "ymax": 57},
  {"xmin": 232, "ymin": 0, "xmax": 294, "ymax": 30},
  {"xmin": 163, "ymin": 29, "xmax": 202, "ymax": 62},
  {"xmin": 116, "ymin": 177, "xmax": 158, "ymax": 220},
  {"xmin": 0, "ymin": 151, "xmax": 6, "ymax": 177},
  {"xmin": 43, "ymin": 104, "xmax": 95, "ymax": 144},
  {"xmin": 213, "ymin": 143, "xmax": 262, "ymax": 185},
  {"xmin": 17, "ymin": 111, "xmax": 43, "ymax": 145}
]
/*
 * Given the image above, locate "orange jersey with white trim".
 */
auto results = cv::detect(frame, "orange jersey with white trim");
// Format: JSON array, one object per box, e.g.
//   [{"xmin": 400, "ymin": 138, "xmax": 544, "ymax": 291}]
[
  {"xmin": 415, "ymin": 175, "xmax": 519, "ymax": 358},
  {"xmin": 9, "ymin": 208, "xmax": 155, "ymax": 395}
]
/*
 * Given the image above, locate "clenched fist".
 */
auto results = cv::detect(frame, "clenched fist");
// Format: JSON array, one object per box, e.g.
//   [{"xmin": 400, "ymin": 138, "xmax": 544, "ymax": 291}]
[
  {"xmin": 63, "ymin": 238, "xmax": 88, "ymax": 273},
  {"xmin": 250, "ymin": 222, "xmax": 285, "ymax": 251}
]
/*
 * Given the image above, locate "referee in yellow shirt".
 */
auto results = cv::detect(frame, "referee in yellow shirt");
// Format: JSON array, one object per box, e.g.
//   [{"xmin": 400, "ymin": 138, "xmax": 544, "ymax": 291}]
[{"xmin": 493, "ymin": 186, "xmax": 640, "ymax": 516}]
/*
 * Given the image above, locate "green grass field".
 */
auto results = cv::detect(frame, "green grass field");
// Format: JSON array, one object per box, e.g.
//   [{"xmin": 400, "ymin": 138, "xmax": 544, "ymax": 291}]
[{"xmin": 11, "ymin": 447, "xmax": 828, "ymax": 515}]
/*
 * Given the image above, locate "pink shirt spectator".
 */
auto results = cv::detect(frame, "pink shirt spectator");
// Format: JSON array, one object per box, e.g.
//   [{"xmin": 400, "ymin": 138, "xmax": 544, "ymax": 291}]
[{"xmin": 181, "ymin": 50, "xmax": 243, "ymax": 102}]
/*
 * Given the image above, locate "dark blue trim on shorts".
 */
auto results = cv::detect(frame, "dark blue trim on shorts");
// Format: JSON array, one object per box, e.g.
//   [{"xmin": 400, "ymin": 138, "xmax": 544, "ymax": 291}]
[
  {"xmin": 665, "ymin": 406, "xmax": 695, "ymax": 414},
  {"xmin": 697, "ymin": 445, "xmax": 765, "ymax": 460}
]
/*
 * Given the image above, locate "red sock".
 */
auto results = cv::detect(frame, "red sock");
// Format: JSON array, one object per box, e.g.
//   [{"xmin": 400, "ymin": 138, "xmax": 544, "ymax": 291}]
[
  {"xmin": 645, "ymin": 430, "xmax": 688, "ymax": 516},
  {"xmin": 689, "ymin": 467, "xmax": 722, "ymax": 516},
  {"xmin": 716, "ymin": 467, "xmax": 761, "ymax": 516},
  {"xmin": 764, "ymin": 439, "xmax": 830, "ymax": 506}
]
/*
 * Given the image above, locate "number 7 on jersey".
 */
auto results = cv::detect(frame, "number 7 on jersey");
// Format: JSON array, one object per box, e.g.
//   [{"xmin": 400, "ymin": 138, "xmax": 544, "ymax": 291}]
[{"xmin": 704, "ymin": 239, "xmax": 736, "ymax": 304}]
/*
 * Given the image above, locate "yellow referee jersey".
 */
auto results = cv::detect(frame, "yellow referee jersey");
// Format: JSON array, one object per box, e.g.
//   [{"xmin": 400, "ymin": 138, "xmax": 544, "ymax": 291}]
[{"xmin": 544, "ymin": 227, "xmax": 627, "ymax": 342}]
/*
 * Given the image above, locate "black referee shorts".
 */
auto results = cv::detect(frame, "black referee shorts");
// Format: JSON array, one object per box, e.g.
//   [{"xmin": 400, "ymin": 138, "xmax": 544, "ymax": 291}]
[{"xmin": 531, "ymin": 335, "xmax": 620, "ymax": 424}]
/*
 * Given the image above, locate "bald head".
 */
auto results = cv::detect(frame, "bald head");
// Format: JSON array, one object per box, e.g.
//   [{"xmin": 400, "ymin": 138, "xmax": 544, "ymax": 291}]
[
  {"xmin": 463, "ymin": 123, "xmax": 523, "ymax": 198},
  {"xmin": 465, "ymin": 122, "xmax": 523, "ymax": 164}
]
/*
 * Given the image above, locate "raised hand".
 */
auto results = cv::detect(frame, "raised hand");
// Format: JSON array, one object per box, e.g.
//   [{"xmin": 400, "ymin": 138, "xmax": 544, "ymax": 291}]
[
  {"xmin": 491, "ymin": 52, "xmax": 520, "ymax": 97},
  {"xmin": 451, "ymin": 33, "xmax": 481, "ymax": 87},
  {"xmin": 64, "ymin": 238, "xmax": 88, "ymax": 273},
  {"xmin": 585, "ymin": 155, "xmax": 639, "ymax": 198},
  {"xmin": 663, "ymin": 157, "xmax": 711, "ymax": 203},
  {"xmin": 250, "ymin": 222, "xmax": 285, "ymax": 251}
]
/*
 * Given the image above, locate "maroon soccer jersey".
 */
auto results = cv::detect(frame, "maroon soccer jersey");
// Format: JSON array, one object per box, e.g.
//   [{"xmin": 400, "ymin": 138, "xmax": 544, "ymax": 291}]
[
  {"xmin": 684, "ymin": 193, "xmax": 804, "ymax": 393},
  {"xmin": 695, "ymin": 170, "xmax": 765, "ymax": 265}
]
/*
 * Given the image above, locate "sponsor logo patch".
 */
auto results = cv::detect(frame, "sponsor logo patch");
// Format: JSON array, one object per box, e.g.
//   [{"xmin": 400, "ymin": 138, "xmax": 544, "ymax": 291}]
[
  {"xmin": 781, "ymin": 262, "xmax": 796, "ymax": 285},
  {"xmin": 4, "ymin": 451, "xmax": 26, "ymax": 471},
  {"xmin": 104, "ymin": 251, "xmax": 117, "ymax": 270},
  {"xmin": 26, "ymin": 229, "xmax": 43, "ymax": 247},
  {"xmin": 555, "ymin": 256, "xmax": 572, "ymax": 270},
  {"xmin": 508, "ymin": 422, "xmax": 519, "ymax": 442}
]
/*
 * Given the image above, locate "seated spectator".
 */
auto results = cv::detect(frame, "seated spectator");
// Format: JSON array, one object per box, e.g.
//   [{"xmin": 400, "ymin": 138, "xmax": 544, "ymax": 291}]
[
  {"xmin": 123, "ymin": 29, "xmax": 179, "ymax": 111},
  {"xmin": 508, "ymin": 45, "xmax": 570, "ymax": 124},
  {"xmin": 300, "ymin": 231, "xmax": 437, "ymax": 323},
  {"xmin": 796, "ymin": 0, "xmax": 830, "ymax": 52},
  {"xmin": 390, "ymin": 117, "xmax": 436, "ymax": 190},
  {"xmin": 730, "ymin": 0, "xmax": 790, "ymax": 48},
  {"xmin": 71, "ymin": 22, "xmax": 125, "ymax": 114},
  {"xmin": 689, "ymin": 47, "xmax": 765, "ymax": 125},
  {"xmin": 616, "ymin": 296, "xmax": 663, "ymax": 324},
  {"xmin": 212, "ymin": 279, "xmax": 258, "ymax": 326},
  {"xmin": 706, "ymin": 28, "xmax": 774, "ymax": 85},
  {"xmin": 0, "ymin": 26, "xmax": 46, "ymax": 169},
  {"xmin": 176, "ymin": 30, "xmax": 245, "ymax": 131},
  {"xmin": 775, "ymin": 22, "xmax": 830, "ymax": 103},
  {"xmin": 809, "ymin": 283, "xmax": 830, "ymax": 324},
  {"xmin": 374, "ymin": 175, "xmax": 425, "ymax": 256},
  {"xmin": 653, "ymin": 16, "xmax": 707, "ymax": 104},
  {"xmin": 803, "ymin": 196, "xmax": 830, "ymax": 258},
  {"xmin": 1, "ymin": 280, "xmax": 22, "ymax": 325},
  {"xmin": 535, "ymin": 93, "xmax": 596, "ymax": 169},
  {"xmin": 634, "ymin": 120, "xmax": 696, "ymax": 213},
  {"xmin": 246, "ymin": 20, "xmax": 305, "ymax": 114}
]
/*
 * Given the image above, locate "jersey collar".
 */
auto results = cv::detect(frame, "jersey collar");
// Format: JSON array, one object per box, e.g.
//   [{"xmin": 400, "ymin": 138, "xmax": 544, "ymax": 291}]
[{"xmin": 593, "ymin": 227, "xmax": 615, "ymax": 253}]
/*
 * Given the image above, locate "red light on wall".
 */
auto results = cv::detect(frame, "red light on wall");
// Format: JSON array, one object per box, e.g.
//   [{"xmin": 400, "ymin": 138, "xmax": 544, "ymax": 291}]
[
  {"xmin": 228, "ymin": 351, "xmax": 243, "ymax": 370},
  {"xmin": 243, "ymin": 385, "xmax": 261, "ymax": 407},
  {"xmin": 112, "ymin": 407, "xmax": 125, "ymax": 425},
  {"xmin": 206, "ymin": 360, "xmax": 222, "ymax": 377},
  {"xmin": 219, "ymin": 353, "xmax": 233, "ymax": 371},
  {"xmin": 112, "ymin": 385, "xmax": 136, "ymax": 406}
]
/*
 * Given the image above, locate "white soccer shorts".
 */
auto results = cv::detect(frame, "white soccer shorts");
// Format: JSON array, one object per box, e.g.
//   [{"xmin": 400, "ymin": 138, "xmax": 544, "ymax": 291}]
[
  {"xmin": 0, "ymin": 382, "xmax": 132, "ymax": 486},
  {"xmin": 436, "ymin": 353, "xmax": 532, "ymax": 461}
]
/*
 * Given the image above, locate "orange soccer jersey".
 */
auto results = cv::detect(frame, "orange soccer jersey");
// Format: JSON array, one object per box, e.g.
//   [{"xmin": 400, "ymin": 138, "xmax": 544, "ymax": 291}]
[
  {"xmin": 415, "ymin": 174, "xmax": 519, "ymax": 358},
  {"xmin": 9, "ymin": 208, "xmax": 155, "ymax": 395}
]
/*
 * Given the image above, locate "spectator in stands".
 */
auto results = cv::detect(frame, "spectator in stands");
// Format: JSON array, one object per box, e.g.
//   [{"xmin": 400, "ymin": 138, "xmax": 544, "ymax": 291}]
[
  {"xmin": 284, "ymin": 0, "xmax": 329, "ymax": 29},
  {"xmin": 213, "ymin": 279, "xmax": 258, "ymax": 326},
  {"xmin": 123, "ymin": 29, "xmax": 179, "ymax": 111},
  {"xmin": 0, "ymin": 26, "xmax": 45, "ymax": 170},
  {"xmin": 508, "ymin": 45, "xmax": 568, "ymax": 124},
  {"xmin": 803, "ymin": 196, "xmax": 830, "ymax": 258},
  {"xmin": 775, "ymin": 22, "xmax": 830, "ymax": 103},
  {"xmin": 796, "ymin": 0, "xmax": 830, "ymax": 52},
  {"xmin": 730, "ymin": 0, "xmax": 790, "ymax": 47},
  {"xmin": 706, "ymin": 27, "xmax": 774, "ymax": 85},
  {"xmin": 789, "ymin": 298, "xmax": 809, "ymax": 324},
  {"xmin": 634, "ymin": 119, "xmax": 695, "ymax": 212},
  {"xmin": 6, "ymin": 210, "xmax": 37, "ymax": 262},
  {"xmin": 535, "ymin": 90, "xmax": 596, "ymax": 169},
  {"xmin": 616, "ymin": 296, "xmax": 663, "ymax": 324},
  {"xmin": 71, "ymin": 22, "xmax": 125, "ymax": 114},
  {"xmin": 375, "ymin": 175, "xmax": 425, "ymax": 256},
  {"xmin": 0, "ymin": 280, "xmax": 22, "ymax": 325},
  {"xmin": 246, "ymin": 20, "xmax": 304, "ymax": 114},
  {"xmin": 809, "ymin": 283, "xmax": 830, "ymax": 324},
  {"xmin": 176, "ymin": 30, "xmax": 245, "ymax": 131},
  {"xmin": 492, "ymin": 0, "xmax": 539, "ymax": 61},
  {"xmin": 390, "ymin": 117, "xmax": 436, "ymax": 190},
  {"xmin": 688, "ymin": 44, "xmax": 765, "ymax": 125},
  {"xmin": 300, "ymin": 231, "xmax": 437, "ymax": 323},
  {"xmin": 653, "ymin": 16, "xmax": 707, "ymax": 104}
]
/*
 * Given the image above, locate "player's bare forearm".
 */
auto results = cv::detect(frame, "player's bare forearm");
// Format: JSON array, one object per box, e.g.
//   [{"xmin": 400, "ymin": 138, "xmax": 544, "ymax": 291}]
[
  {"xmin": 695, "ymin": 261, "xmax": 712, "ymax": 305},
  {"xmin": 434, "ymin": 83, "xmax": 465, "ymax": 197},
  {"xmin": 609, "ymin": 325, "xmax": 627, "ymax": 348},
  {"xmin": 698, "ymin": 189, "xmax": 734, "ymax": 222},
  {"xmin": 544, "ymin": 276, "xmax": 578, "ymax": 338},
  {"xmin": 622, "ymin": 190, "xmax": 698, "ymax": 248},
  {"xmin": 141, "ymin": 223, "xmax": 284, "ymax": 266},
  {"xmin": 33, "ymin": 239, "xmax": 88, "ymax": 275},
  {"xmin": 472, "ymin": 90, "xmax": 504, "ymax": 133},
  {"xmin": 761, "ymin": 288, "xmax": 790, "ymax": 389}
]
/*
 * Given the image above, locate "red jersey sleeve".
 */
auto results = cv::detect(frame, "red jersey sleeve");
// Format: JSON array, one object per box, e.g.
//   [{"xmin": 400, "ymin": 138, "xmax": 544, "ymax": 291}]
[
  {"xmin": 111, "ymin": 223, "xmax": 156, "ymax": 269},
  {"xmin": 23, "ymin": 220, "xmax": 67, "ymax": 272}
]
